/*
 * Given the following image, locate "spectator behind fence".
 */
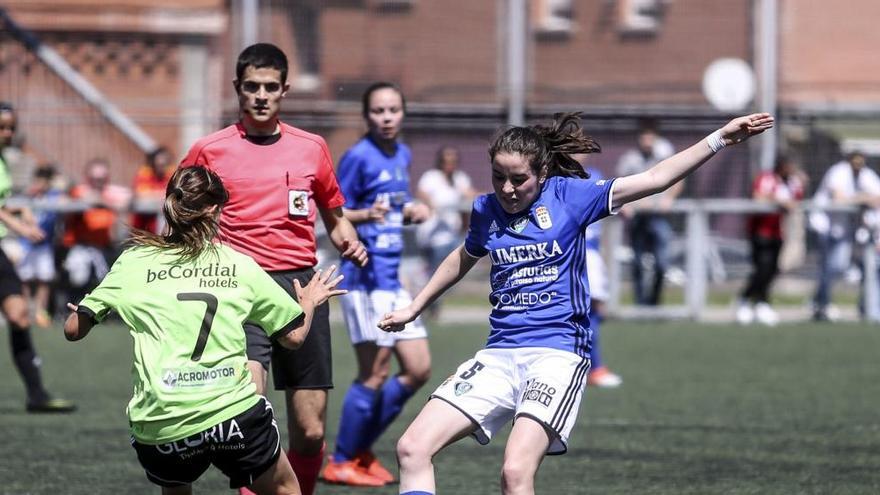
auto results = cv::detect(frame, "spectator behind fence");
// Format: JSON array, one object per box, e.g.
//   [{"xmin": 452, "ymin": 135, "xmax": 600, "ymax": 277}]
[
  {"xmin": 415, "ymin": 146, "xmax": 478, "ymax": 319},
  {"xmin": 130, "ymin": 146, "xmax": 175, "ymax": 234},
  {"xmin": 0, "ymin": 100, "xmax": 75, "ymax": 413},
  {"xmin": 809, "ymin": 151, "xmax": 880, "ymax": 321},
  {"xmin": 616, "ymin": 124, "xmax": 682, "ymax": 306},
  {"xmin": 736, "ymin": 156, "xmax": 807, "ymax": 326},
  {"xmin": 17, "ymin": 165, "xmax": 64, "ymax": 328},
  {"xmin": 63, "ymin": 158, "xmax": 132, "ymax": 304}
]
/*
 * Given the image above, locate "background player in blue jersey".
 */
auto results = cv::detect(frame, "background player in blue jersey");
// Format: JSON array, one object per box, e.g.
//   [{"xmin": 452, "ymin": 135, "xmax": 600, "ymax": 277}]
[
  {"xmin": 322, "ymin": 82, "xmax": 431, "ymax": 486},
  {"xmin": 380, "ymin": 111, "xmax": 774, "ymax": 495}
]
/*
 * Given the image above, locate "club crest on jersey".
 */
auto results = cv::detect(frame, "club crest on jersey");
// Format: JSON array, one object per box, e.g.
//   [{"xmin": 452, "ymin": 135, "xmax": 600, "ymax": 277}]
[
  {"xmin": 535, "ymin": 206, "xmax": 552, "ymax": 229},
  {"xmin": 454, "ymin": 382, "xmax": 473, "ymax": 396},
  {"xmin": 509, "ymin": 216, "xmax": 528, "ymax": 233}
]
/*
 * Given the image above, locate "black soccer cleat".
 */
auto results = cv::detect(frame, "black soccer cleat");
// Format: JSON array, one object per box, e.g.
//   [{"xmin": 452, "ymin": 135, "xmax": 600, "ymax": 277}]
[{"xmin": 26, "ymin": 398, "xmax": 77, "ymax": 413}]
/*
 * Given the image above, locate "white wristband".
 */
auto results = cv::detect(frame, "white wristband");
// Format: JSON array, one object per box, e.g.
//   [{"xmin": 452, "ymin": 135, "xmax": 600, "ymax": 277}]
[{"xmin": 706, "ymin": 129, "xmax": 726, "ymax": 153}]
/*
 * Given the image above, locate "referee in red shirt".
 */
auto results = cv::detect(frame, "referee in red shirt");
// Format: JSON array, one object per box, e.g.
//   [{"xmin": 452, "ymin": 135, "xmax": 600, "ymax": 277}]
[{"xmin": 181, "ymin": 43, "xmax": 367, "ymax": 495}]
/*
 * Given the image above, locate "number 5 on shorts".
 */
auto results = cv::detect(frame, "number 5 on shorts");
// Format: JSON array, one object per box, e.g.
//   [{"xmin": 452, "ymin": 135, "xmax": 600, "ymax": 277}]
[
  {"xmin": 177, "ymin": 292, "xmax": 218, "ymax": 362},
  {"xmin": 459, "ymin": 361, "xmax": 485, "ymax": 380}
]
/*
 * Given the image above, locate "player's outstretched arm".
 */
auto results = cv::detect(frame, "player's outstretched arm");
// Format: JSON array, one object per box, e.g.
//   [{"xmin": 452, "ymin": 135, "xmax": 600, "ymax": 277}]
[
  {"xmin": 612, "ymin": 113, "xmax": 774, "ymax": 210},
  {"xmin": 378, "ymin": 244, "xmax": 479, "ymax": 332},
  {"xmin": 63, "ymin": 303, "xmax": 95, "ymax": 341},
  {"xmin": 277, "ymin": 265, "xmax": 347, "ymax": 349}
]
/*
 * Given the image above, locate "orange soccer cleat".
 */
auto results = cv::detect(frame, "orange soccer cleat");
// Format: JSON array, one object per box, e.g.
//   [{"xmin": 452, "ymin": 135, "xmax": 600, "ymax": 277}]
[
  {"xmin": 356, "ymin": 451, "xmax": 395, "ymax": 484},
  {"xmin": 320, "ymin": 456, "xmax": 386, "ymax": 487},
  {"xmin": 587, "ymin": 366, "xmax": 623, "ymax": 388}
]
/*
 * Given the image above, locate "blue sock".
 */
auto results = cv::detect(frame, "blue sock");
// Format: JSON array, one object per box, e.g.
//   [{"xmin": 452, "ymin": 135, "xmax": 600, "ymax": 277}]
[
  {"xmin": 334, "ymin": 382, "xmax": 379, "ymax": 462},
  {"xmin": 361, "ymin": 376, "xmax": 415, "ymax": 451},
  {"xmin": 589, "ymin": 308, "xmax": 603, "ymax": 369}
]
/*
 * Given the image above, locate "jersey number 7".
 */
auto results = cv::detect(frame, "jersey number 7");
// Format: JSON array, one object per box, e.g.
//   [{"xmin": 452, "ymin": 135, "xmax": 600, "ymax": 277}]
[{"xmin": 177, "ymin": 292, "xmax": 219, "ymax": 362}]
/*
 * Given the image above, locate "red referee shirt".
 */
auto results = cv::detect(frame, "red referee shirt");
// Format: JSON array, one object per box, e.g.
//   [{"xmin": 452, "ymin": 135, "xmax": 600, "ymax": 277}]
[{"xmin": 181, "ymin": 122, "xmax": 345, "ymax": 271}]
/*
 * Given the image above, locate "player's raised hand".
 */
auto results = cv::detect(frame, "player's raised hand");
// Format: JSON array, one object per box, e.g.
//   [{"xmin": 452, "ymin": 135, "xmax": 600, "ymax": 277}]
[
  {"xmin": 719, "ymin": 113, "xmax": 774, "ymax": 146},
  {"xmin": 340, "ymin": 237, "xmax": 368, "ymax": 267},
  {"xmin": 294, "ymin": 265, "xmax": 347, "ymax": 308},
  {"xmin": 377, "ymin": 306, "xmax": 417, "ymax": 333},
  {"xmin": 22, "ymin": 225, "xmax": 46, "ymax": 243},
  {"xmin": 368, "ymin": 195, "xmax": 390, "ymax": 223},
  {"xmin": 404, "ymin": 202, "xmax": 431, "ymax": 224}
]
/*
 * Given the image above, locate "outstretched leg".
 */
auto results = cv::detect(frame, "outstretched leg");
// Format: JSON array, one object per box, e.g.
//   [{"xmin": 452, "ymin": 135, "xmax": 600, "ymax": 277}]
[
  {"xmin": 500, "ymin": 416, "xmax": 551, "ymax": 495},
  {"xmin": 247, "ymin": 448, "xmax": 301, "ymax": 495},
  {"xmin": 397, "ymin": 398, "xmax": 475, "ymax": 494}
]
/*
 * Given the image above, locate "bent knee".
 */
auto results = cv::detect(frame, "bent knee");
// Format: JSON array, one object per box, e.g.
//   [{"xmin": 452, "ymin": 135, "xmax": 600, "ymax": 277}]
[
  {"xmin": 359, "ymin": 368, "xmax": 390, "ymax": 387},
  {"xmin": 299, "ymin": 425, "xmax": 325, "ymax": 446},
  {"xmin": 501, "ymin": 460, "xmax": 535, "ymax": 490},
  {"xmin": 406, "ymin": 367, "xmax": 431, "ymax": 389},
  {"xmin": 288, "ymin": 419, "xmax": 325, "ymax": 449},
  {"xmin": 5, "ymin": 306, "xmax": 30, "ymax": 328},
  {"xmin": 396, "ymin": 433, "xmax": 431, "ymax": 468}
]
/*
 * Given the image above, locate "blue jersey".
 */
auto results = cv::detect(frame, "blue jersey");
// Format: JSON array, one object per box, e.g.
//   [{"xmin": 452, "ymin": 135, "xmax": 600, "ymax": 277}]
[
  {"xmin": 584, "ymin": 169, "xmax": 603, "ymax": 252},
  {"xmin": 464, "ymin": 176, "xmax": 616, "ymax": 357},
  {"xmin": 336, "ymin": 136, "xmax": 413, "ymax": 291},
  {"xmin": 20, "ymin": 189, "xmax": 61, "ymax": 249}
]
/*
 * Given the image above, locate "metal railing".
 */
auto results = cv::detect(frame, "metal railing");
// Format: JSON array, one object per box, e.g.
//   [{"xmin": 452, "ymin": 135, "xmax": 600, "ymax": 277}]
[
  {"xmin": 605, "ymin": 199, "xmax": 878, "ymax": 322},
  {"xmin": 6, "ymin": 196, "xmax": 877, "ymax": 322}
]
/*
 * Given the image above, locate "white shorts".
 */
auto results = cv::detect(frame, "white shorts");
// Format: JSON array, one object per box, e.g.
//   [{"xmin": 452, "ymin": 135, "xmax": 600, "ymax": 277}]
[
  {"xmin": 340, "ymin": 289, "xmax": 428, "ymax": 347},
  {"xmin": 585, "ymin": 248, "xmax": 608, "ymax": 303},
  {"xmin": 432, "ymin": 347, "xmax": 590, "ymax": 455},
  {"xmin": 17, "ymin": 244, "xmax": 56, "ymax": 282}
]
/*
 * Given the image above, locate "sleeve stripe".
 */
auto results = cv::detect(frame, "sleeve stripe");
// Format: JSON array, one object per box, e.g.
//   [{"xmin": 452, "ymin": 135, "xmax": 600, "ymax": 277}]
[
  {"xmin": 607, "ymin": 179, "xmax": 621, "ymax": 216},
  {"xmin": 463, "ymin": 245, "xmax": 486, "ymax": 259},
  {"xmin": 76, "ymin": 305, "xmax": 99, "ymax": 324},
  {"xmin": 269, "ymin": 313, "xmax": 305, "ymax": 342}
]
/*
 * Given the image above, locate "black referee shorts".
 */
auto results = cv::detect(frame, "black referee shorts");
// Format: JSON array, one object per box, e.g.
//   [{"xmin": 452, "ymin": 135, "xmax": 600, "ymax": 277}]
[{"xmin": 244, "ymin": 268, "xmax": 333, "ymax": 390}]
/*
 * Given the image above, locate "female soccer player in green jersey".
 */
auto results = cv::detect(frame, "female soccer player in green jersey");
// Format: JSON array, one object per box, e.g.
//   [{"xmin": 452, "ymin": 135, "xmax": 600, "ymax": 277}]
[{"xmin": 63, "ymin": 166, "xmax": 346, "ymax": 495}]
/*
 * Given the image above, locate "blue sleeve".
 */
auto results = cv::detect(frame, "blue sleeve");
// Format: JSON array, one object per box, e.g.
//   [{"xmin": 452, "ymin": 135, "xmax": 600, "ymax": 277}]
[
  {"xmin": 463, "ymin": 195, "xmax": 489, "ymax": 258},
  {"xmin": 558, "ymin": 177, "xmax": 617, "ymax": 228},
  {"xmin": 403, "ymin": 145, "xmax": 414, "ymax": 204},
  {"xmin": 336, "ymin": 150, "xmax": 362, "ymax": 209}
]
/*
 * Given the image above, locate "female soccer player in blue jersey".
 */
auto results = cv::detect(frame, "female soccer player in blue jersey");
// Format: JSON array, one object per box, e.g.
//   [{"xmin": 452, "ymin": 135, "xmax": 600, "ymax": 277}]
[
  {"xmin": 63, "ymin": 166, "xmax": 347, "ymax": 495},
  {"xmin": 322, "ymin": 81, "xmax": 432, "ymax": 487},
  {"xmin": 379, "ymin": 112, "xmax": 773, "ymax": 495}
]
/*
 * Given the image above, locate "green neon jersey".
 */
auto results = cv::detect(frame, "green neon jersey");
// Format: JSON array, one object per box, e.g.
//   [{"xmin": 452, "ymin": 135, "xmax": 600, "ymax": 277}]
[
  {"xmin": 0, "ymin": 154, "xmax": 12, "ymax": 237},
  {"xmin": 78, "ymin": 243, "xmax": 302, "ymax": 444}
]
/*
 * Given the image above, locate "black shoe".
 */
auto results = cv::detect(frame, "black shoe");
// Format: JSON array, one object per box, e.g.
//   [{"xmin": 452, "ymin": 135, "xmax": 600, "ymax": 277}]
[{"xmin": 26, "ymin": 398, "xmax": 77, "ymax": 413}]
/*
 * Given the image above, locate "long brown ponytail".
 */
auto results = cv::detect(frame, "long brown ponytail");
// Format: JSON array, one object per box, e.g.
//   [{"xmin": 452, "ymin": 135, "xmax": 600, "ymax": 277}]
[
  {"xmin": 489, "ymin": 112, "xmax": 601, "ymax": 179},
  {"xmin": 129, "ymin": 166, "xmax": 228, "ymax": 260}
]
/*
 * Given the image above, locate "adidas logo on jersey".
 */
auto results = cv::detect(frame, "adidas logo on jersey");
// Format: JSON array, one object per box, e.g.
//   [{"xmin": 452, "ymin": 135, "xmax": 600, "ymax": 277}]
[
  {"xmin": 378, "ymin": 169, "xmax": 392, "ymax": 182},
  {"xmin": 488, "ymin": 220, "xmax": 500, "ymax": 233}
]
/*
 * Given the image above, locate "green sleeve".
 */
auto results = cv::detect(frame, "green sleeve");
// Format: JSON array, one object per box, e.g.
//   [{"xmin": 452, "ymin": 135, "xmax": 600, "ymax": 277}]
[
  {"xmin": 244, "ymin": 258, "xmax": 303, "ymax": 338},
  {"xmin": 78, "ymin": 252, "xmax": 128, "ymax": 322}
]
